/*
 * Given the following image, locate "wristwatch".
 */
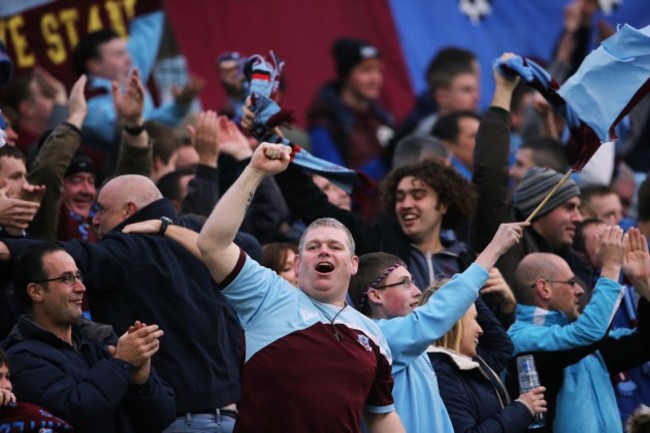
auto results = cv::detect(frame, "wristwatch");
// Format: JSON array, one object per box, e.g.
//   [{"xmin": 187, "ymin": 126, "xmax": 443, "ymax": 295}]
[{"xmin": 159, "ymin": 216, "xmax": 173, "ymax": 236}]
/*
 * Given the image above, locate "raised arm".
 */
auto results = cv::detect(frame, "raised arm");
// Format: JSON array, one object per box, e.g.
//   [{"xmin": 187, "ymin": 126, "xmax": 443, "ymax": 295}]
[
  {"xmin": 380, "ymin": 222, "xmax": 527, "ymax": 370},
  {"xmin": 241, "ymin": 98, "xmax": 367, "ymax": 229},
  {"xmin": 180, "ymin": 111, "xmax": 222, "ymax": 216},
  {"xmin": 469, "ymin": 53, "xmax": 519, "ymax": 253},
  {"xmin": 114, "ymin": 69, "xmax": 152, "ymax": 177},
  {"xmin": 187, "ymin": 111, "xmax": 221, "ymax": 170},
  {"xmin": 198, "ymin": 143, "xmax": 290, "ymax": 282},
  {"xmin": 511, "ymin": 226, "xmax": 627, "ymax": 352},
  {"xmin": 27, "ymin": 74, "xmax": 87, "ymax": 240},
  {"xmin": 474, "ymin": 222, "xmax": 528, "ymax": 271},
  {"xmin": 596, "ymin": 227, "xmax": 650, "ymax": 372},
  {"xmin": 490, "ymin": 53, "xmax": 520, "ymax": 111}
]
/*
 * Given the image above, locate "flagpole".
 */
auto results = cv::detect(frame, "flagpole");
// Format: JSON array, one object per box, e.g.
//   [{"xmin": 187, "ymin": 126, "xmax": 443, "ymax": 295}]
[{"xmin": 525, "ymin": 168, "xmax": 575, "ymax": 223}]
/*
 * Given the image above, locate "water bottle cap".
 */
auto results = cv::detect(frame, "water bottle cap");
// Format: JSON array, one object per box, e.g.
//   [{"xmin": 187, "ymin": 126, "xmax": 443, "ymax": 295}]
[{"xmin": 517, "ymin": 354, "xmax": 537, "ymax": 372}]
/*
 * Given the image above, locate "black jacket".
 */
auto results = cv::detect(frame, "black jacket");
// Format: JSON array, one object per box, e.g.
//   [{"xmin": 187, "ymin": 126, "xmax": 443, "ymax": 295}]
[
  {"xmin": 2, "ymin": 198, "xmax": 245, "ymax": 414},
  {"xmin": 2, "ymin": 317, "xmax": 175, "ymax": 433}
]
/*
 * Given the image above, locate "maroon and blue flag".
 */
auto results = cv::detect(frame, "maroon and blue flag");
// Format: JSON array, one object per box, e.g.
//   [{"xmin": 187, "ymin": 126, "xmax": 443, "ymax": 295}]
[{"xmin": 495, "ymin": 23, "xmax": 650, "ymax": 171}]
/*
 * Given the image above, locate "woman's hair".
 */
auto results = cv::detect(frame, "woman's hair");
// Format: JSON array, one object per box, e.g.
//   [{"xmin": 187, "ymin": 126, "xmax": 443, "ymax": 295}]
[
  {"xmin": 261, "ymin": 242, "xmax": 299, "ymax": 275},
  {"xmin": 421, "ymin": 277, "xmax": 464, "ymax": 352}
]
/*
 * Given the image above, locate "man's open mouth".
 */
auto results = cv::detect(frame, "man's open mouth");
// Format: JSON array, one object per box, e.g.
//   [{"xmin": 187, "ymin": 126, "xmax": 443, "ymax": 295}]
[{"xmin": 315, "ymin": 262, "xmax": 334, "ymax": 273}]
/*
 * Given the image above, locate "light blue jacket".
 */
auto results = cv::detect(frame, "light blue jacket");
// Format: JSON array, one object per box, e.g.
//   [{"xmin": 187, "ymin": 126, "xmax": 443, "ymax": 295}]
[
  {"xmin": 509, "ymin": 277, "xmax": 625, "ymax": 433},
  {"xmin": 83, "ymin": 11, "xmax": 191, "ymax": 152},
  {"xmin": 508, "ymin": 277, "xmax": 623, "ymax": 353},
  {"xmin": 374, "ymin": 263, "xmax": 489, "ymax": 433}
]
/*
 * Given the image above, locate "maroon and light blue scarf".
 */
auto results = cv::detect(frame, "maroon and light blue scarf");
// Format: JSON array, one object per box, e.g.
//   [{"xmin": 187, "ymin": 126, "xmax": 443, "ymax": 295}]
[{"xmin": 245, "ymin": 51, "xmax": 373, "ymax": 194}]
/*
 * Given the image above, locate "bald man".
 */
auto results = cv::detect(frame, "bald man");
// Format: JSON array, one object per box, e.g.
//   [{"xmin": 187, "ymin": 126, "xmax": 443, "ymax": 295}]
[
  {"xmin": 93, "ymin": 175, "xmax": 163, "ymax": 238},
  {"xmin": 0, "ymin": 174, "xmax": 260, "ymax": 432},
  {"xmin": 506, "ymin": 227, "xmax": 650, "ymax": 433}
]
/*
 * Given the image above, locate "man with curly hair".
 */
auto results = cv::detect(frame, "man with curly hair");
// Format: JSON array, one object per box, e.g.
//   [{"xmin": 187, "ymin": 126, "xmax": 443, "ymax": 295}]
[{"xmin": 378, "ymin": 159, "xmax": 478, "ymax": 287}]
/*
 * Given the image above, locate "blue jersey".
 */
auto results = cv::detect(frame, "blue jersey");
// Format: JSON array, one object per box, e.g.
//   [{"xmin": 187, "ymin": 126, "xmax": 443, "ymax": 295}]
[{"xmin": 377, "ymin": 263, "xmax": 488, "ymax": 433}]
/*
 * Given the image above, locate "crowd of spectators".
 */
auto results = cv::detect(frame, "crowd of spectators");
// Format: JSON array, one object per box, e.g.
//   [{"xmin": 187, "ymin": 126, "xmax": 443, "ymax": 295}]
[{"xmin": 1, "ymin": 1, "xmax": 650, "ymax": 432}]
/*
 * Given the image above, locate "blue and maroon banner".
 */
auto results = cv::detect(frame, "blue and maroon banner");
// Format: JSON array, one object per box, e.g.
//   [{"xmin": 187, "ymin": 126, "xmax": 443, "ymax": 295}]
[{"xmin": 0, "ymin": 0, "xmax": 161, "ymax": 87}]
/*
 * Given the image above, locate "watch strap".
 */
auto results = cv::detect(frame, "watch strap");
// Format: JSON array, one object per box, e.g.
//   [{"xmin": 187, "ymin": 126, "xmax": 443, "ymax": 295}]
[{"xmin": 159, "ymin": 216, "xmax": 173, "ymax": 235}]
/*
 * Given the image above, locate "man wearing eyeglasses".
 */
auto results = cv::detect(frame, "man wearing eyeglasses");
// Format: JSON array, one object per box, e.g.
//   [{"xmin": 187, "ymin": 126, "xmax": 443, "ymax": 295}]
[
  {"xmin": 1, "ymin": 243, "xmax": 175, "ymax": 433},
  {"xmin": 0, "ymin": 173, "xmax": 259, "ymax": 433},
  {"xmin": 506, "ymin": 226, "xmax": 650, "ymax": 433}
]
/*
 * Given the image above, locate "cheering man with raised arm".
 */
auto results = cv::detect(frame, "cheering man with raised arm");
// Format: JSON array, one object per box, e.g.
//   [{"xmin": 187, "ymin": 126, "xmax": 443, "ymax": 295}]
[
  {"xmin": 199, "ymin": 142, "xmax": 404, "ymax": 432},
  {"xmin": 126, "ymin": 142, "xmax": 405, "ymax": 433}
]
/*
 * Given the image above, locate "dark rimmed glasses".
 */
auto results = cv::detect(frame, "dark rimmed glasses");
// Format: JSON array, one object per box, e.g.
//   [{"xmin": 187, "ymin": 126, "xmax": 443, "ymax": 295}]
[
  {"xmin": 375, "ymin": 277, "xmax": 414, "ymax": 290},
  {"xmin": 34, "ymin": 271, "xmax": 83, "ymax": 286}
]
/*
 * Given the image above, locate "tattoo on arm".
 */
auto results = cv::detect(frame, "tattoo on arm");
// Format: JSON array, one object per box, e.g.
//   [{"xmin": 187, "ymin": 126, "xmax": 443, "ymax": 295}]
[{"xmin": 245, "ymin": 191, "xmax": 254, "ymax": 211}]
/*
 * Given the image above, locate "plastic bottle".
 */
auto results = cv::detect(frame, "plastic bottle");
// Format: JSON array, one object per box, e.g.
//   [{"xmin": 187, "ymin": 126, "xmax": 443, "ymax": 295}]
[{"xmin": 517, "ymin": 354, "xmax": 546, "ymax": 429}]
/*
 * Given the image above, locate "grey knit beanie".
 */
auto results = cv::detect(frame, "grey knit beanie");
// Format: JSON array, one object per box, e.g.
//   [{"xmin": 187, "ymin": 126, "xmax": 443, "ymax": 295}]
[{"xmin": 514, "ymin": 167, "xmax": 580, "ymax": 220}]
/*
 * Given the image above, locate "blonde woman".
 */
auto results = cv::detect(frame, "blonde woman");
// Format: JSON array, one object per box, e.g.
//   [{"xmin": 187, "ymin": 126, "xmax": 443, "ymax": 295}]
[{"xmin": 425, "ymin": 285, "xmax": 546, "ymax": 433}]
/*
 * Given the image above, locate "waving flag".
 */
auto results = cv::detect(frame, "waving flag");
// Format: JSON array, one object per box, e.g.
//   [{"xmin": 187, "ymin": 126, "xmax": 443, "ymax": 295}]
[
  {"xmin": 496, "ymin": 24, "xmax": 650, "ymax": 171},
  {"xmin": 558, "ymin": 24, "xmax": 650, "ymax": 143}
]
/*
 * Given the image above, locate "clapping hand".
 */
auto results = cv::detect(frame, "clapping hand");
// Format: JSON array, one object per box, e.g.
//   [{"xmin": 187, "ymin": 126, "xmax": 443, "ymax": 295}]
[
  {"xmin": 187, "ymin": 111, "xmax": 219, "ymax": 167},
  {"xmin": 113, "ymin": 68, "xmax": 145, "ymax": 126},
  {"xmin": 108, "ymin": 321, "xmax": 163, "ymax": 385},
  {"xmin": 622, "ymin": 227, "xmax": 650, "ymax": 300},
  {"xmin": 0, "ymin": 185, "xmax": 41, "ymax": 230},
  {"xmin": 216, "ymin": 115, "xmax": 253, "ymax": 160},
  {"xmin": 171, "ymin": 75, "xmax": 205, "ymax": 106}
]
